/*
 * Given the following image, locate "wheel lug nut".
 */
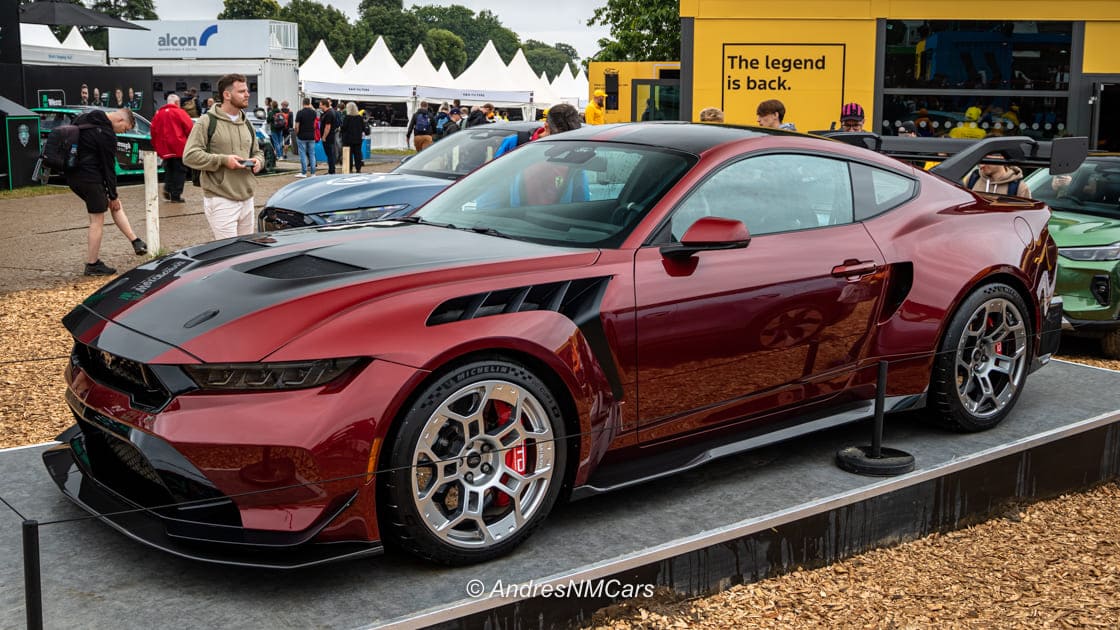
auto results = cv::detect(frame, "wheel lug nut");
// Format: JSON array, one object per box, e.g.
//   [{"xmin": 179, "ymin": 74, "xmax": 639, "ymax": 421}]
[
  {"xmin": 465, "ymin": 472, "xmax": 474, "ymax": 483},
  {"xmin": 481, "ymin": 444, "xmax": 491, "ymax": 452},
  {"xmin": 481, "ymin": 463, "xmax": 492, "ymax": 474}
]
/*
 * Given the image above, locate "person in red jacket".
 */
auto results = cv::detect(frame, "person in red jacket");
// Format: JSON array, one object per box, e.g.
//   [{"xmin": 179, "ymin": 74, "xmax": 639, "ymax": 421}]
[{"xmin": 150, "ymin": 93, "xmax": 195, "ymax": 203}]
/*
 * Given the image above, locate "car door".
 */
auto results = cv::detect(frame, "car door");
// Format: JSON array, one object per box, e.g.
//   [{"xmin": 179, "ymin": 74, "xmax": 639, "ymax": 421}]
[{"xmin": 633, "ymin": 152, "xmax": 888, "ymax": 438}]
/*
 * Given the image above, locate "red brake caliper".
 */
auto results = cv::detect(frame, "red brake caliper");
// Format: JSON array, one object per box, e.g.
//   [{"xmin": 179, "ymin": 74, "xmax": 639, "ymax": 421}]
[
  {"xmin": 988, "ymin": 316, "xmax": 1002, "ymax": 356},
  {"xmin": 494, "ymin": 404, "xmax": 525, "ymax": 507}
]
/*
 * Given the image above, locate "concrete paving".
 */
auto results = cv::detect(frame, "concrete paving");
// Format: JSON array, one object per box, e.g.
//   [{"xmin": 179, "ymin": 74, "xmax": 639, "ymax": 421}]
[
  {"xmin": 0, "ymin": 157, "xmax": 400, "ymax": 294},
  {"xmin": 0, "ymin": 360, "xmax": 1116, "ymax": 629}
]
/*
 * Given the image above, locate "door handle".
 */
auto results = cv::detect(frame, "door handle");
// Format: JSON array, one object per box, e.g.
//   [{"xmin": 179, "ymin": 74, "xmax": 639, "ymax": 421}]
[{"xmin": 831, "ymin": 260, "xmax": 878, "ymax": 278}]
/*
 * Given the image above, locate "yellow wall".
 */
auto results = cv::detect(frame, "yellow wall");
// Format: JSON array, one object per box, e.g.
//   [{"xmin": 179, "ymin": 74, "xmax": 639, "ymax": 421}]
[
  {"xmin": 588, "ymin": 61, "xmax": 681, "ymax": 123},
  {"xmin": 1084, "ymin": 22, "xmax": 1120, "ymax": 74},
  {"xmin": 686, "ymin": 1, "xmax": 1120, "ymax": 129},
  {"xmin": 691, "ymin": 18, "xmax": 877, "ymax": 130}
]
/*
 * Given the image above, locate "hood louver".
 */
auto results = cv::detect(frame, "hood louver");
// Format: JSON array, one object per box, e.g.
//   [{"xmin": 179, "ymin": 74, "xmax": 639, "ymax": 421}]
[
  {"xmin": 427, "ymin": 277, "xmax": 611, "ymax": 326},
  {"xmin": 248, "ymin": 254, "xmax": 367, "ymax": 279}
]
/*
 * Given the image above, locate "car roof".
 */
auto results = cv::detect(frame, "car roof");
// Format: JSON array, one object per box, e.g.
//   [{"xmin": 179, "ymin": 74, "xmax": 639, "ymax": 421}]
[{"xmin": 549, "ymin": 121, "xmax": 784, "ymax": 154}]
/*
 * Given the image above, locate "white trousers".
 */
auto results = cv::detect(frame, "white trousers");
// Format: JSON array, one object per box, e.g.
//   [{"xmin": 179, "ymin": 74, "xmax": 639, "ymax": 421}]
[{"xmin": 203, "ymin": 196, "xmax": 256, "ymax": 240}]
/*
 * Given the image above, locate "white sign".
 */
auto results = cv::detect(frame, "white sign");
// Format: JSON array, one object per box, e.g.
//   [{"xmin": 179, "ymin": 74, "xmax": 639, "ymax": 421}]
[{"xmin": 110, "ymin": 20, "xmax": 284, "ymax": 59}]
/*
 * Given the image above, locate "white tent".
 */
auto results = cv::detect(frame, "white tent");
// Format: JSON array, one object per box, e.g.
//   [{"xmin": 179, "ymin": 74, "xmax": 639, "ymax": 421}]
[
  {"xmin": 302, "ymin": 37, "xmax": 412, "ymax": 101},
  {"xmin": 452, "ymin": 41, "xmax": 533, "ymax": 106},
  {"xmin": 341, "ymin": 54, "xmax": 358, "ymax": 74},
  {"xmin": 402, "ymin": 44, "xmax": 444, "ymax": 87},
  {"xmin": 506, "ymin": 49, "xmax": 559, "ymax": 108},
  {"xmin": 436, "ymin": 62, "xmax": 455, "ymax": 85},
  {"xmin": 21, "ymin": 24, "xmax": 106, "ymax": 66},
  {"xmin": 299, "ymin": 40, "xmax": 344, "ymax": 83}
]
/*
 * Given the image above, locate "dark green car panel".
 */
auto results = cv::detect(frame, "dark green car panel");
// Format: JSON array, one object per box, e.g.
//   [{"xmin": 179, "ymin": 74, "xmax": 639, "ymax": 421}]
[{"xmin": 32, "ymin": 106, "xmax": 160, "ymax": 177}]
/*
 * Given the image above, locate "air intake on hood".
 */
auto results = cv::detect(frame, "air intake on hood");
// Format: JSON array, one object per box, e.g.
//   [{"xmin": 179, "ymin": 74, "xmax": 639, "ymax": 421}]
[
  {"xmin": 248, "ymin": 254, "xmax": 366, "ymax": 279},
  {"xmin": 189, "ymin": 240, "xmax": 269, "ymax": 262},
  {"xmin": 427, "ymin": 277, "xmax": 612, "ymax": 326}
]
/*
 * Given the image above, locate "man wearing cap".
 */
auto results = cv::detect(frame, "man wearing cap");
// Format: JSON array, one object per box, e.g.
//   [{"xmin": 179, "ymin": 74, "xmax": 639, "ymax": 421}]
[
  {"xmin": 585, "ymin": 89, "xmax": 606, "ymax": 125},
  {"xmin": 442, "ymin": 108, "xmax": 463, "ymax": 138},
  {"xmin": 839, "ymin": 102, "xmax": 865, "ymax": 132},
  {"xmin": 897, "ymin": 121, "xmax": 918, "ymax": 137}
]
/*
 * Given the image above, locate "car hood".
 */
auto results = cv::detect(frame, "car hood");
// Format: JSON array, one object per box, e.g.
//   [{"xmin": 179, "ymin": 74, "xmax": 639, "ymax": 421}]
[
  {"xmin": 264, "ymin": 172, "xmax": 453, "ymax": 215},
  {"xmin": 1049, "ymin": 210, "xmax": 1120, "ymax": 247},
  {"xmin": 63, "ymin": 222, "xmax": 600, "ymax": 363}
]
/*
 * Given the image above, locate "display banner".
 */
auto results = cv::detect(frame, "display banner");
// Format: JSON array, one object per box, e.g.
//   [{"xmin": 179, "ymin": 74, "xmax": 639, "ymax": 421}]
[
  {"xmin": 721, "ymin": 43, "xmax": 846, "ymax": 129},
  {"xmin": 23, "ymin": 66, "xmax": 155, "ymax": 119},
  {"xmin": 111, "ymin": 20, "xmax": 279, "ymax": 60}
]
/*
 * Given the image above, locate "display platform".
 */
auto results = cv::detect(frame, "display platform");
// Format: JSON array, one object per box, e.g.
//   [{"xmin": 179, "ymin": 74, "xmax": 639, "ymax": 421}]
[{"xmin": 0, "ymin": 360, "xmax": 1117, "ymax": 629}]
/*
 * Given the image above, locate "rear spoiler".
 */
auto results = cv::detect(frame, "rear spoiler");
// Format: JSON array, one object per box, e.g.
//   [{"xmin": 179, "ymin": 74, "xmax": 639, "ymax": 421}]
[{"xmin": 810, "ymin": 132, "xmax": 1089, "ymax": 181}]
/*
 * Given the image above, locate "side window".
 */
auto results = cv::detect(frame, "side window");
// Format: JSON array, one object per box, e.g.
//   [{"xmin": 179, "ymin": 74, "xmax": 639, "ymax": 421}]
[
  {"xmin": 669, "ymin": 154, "xmax": 854, "ymax": 241},
  {"xmin": 851, "ymin": 163, "xmax": 918, "ymax": 220}
]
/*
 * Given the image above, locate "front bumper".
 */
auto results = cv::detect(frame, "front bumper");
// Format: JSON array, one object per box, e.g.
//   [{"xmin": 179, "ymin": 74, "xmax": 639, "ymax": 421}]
[{"xmin": 43, "ymin": 418, "xmax": 383, "ymax": 569}]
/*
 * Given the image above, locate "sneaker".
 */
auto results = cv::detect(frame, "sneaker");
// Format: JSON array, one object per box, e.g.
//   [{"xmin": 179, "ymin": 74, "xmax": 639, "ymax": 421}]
[
  {"xmin": 162, "ymin": 190, "xmax": 171, "ymax": 201},
  {"xmin": 132, "ymin": 237, "xmax": 148, "ymax": 255},
  {"xmin": 84, "ymin": 260, "xmax": 117, "ymax": 276},
  {"xmin": 168, "ymin": 197, "xmax": 185, "ymax": 203},
  {"xmin": 294, "ymin": 173, "xmax": 307, "ymax": 178}
]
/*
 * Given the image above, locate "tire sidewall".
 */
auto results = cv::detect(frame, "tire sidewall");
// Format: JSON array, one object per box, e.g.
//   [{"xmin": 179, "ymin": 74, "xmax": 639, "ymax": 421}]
[{"xmin": 381, "ymin": 359, "xmax": 568, "ymax": 564}]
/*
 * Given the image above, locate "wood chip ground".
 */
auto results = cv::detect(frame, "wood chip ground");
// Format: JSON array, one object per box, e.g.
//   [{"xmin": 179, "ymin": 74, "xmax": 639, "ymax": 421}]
[{"xmin": 2, "ymin": 283, "xmax": 1118, "ymax": 628}]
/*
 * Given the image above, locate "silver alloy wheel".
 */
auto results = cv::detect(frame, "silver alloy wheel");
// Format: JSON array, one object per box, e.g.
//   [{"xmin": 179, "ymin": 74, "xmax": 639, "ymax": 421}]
[
  {"xmin": 954, "ymin": 297, "xmax": 1028, "ymax": 419},
  {"xmin": 410, "ymin": 379, "xmax": 556, "ymax": 549}
]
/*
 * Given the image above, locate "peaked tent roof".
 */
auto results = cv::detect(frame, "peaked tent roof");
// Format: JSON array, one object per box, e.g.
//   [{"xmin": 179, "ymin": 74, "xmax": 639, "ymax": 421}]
[
  {"xmin": 61, "ymin": 26, "xmax": 94, "ymax": 50},
  {"xmin": 299, "ymin": 40, "xmax": 344, "ymax": 83},
  {"xmin": 352, "ymin": 36, "xmax": 411, "ymax": 86},
  {"xmin": 402, "ymin": 44, "xmax": 446, "ymax": 88},
  {"xmin": 20, "ymin": 23, "xmax": 60, "ymax": 47},
  {"xmin": 341, "ymin": 54, "xmax": 358, "ymax": 73},
  {"xmin": 452, "ymin": 40, "xmax": 532, "ymax": 105},
  {"xmin": 436, "ymin": 62, "xmax": 454, "ymax": 84}
]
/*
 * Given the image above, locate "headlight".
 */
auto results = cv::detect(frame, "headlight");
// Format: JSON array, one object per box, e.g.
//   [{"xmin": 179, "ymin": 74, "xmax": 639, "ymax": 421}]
[
  {"xmin": 1058, "ymin": 242, "xmax": 1120, "ymax": 261},
  {"xmin": 184, "ymin": 358, "xmax": 362, "ymax": 391},
  {"xmin": 317, "ymin": 205, "xmax": 409, "ymax": 224}
]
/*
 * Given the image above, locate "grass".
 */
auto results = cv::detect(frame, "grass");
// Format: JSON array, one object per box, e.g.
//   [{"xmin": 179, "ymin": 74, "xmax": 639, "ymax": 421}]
[
  {"xmin": 370, "ymin": 149, "xmax": 415, "ymax": 156},
  {"xmin": 0, "ymin": 184, "xmax": 68, "ymax": 200}
]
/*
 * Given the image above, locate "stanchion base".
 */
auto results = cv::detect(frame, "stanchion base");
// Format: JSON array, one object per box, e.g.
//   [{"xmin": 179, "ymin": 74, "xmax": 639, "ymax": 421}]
[{"xmin": 836, "ymin": 445, "xmax": 915, "ymax": 476}]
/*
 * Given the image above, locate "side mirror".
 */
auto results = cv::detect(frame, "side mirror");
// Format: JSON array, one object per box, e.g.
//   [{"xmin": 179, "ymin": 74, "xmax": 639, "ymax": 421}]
[{"xmin": 660, "ymin": 216, "xmax": 752, "ymax": 260}]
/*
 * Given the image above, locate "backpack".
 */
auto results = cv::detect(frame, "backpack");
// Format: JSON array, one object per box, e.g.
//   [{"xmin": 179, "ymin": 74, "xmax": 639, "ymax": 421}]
[
  {"xmin": 435, "ymin": 112, "xmax": 449, "ymax": 132},
  {"xmin": 414, "ymin": 110, "xmax": 431, "ymax": 134},
  {"xmin": 272, "ymin": 111, "xmax": 288, "ymax": 132},
  {"xmin": 39, "ymin": 123, "xmax": 93, "ymax": 173},
  {"xmin": 967, "ymin": 170, "xmax": 1020, "ymax": 196}
]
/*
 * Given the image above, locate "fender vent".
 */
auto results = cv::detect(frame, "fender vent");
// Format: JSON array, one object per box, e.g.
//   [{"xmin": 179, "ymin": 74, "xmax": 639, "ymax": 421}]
[
  {"xmin": 427, "ymin": 277, "xmax": 612, "ymax": 326},
  {"xmin": 248, "ymin": 255, "xmax": 366, "ymax": 279},
  {"xmin": 880, "ymin": 262, "xmax": 913, "ymax": 322}
]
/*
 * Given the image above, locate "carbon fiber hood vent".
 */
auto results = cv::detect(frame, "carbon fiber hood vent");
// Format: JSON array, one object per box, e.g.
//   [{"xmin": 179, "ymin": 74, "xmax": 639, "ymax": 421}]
[
  {"xmin": 247, "ymin": 254, "xmax": 367, "ymax": 279},
  {"xmin": 427, "ymin": 277, "xmax": 612, "ymax": 326}
]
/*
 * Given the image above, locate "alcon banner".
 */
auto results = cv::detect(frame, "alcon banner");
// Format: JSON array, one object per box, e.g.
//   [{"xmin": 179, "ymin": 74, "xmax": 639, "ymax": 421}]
[
  {"xmin": 722, "ymin": 43, "xmax": 845, "ymax": 131},
  {"xmin": 110, "ymin": 21, "xmax": 275, "ymax": 59}
]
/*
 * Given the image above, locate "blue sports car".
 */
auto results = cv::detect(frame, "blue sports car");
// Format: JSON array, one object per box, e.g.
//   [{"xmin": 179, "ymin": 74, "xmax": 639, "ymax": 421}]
[{"xmin": 258, "ymin": 122, "xmax": 541, "ymax": 231}]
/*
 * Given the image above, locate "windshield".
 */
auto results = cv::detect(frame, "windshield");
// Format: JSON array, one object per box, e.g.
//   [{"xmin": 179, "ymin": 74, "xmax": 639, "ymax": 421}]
[
  {"xmin": 414, "ymin": 140, "xmax": 695, "ymax": 248},
  {"xmin": 395, "ymin": 126, "xmax": 526, "ymax": 180},
  {"xmin": 1026, "ymin": 160, "xmax": 1120, "ymax": 219}
]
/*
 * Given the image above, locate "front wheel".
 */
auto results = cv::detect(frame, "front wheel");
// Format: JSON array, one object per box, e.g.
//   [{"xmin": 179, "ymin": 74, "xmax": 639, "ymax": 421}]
[
  {"xmin": 928, "ymin": 283, "xmax": 1032, "ymax": 432},
  {"xmin": 379, "ymin": 359, "xmax": 567, "ymax": 565}
]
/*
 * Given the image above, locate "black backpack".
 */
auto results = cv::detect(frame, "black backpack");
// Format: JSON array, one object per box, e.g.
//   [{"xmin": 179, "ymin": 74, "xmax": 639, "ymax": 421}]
[{"xmin": 39, "ymin": 123, "xmax": 94, "ymax": 173}]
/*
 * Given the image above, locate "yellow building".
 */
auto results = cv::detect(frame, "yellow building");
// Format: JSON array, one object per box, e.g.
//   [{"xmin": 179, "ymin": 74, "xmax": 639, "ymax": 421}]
[
  {"xmin": 680, "ymin": 1, "xmax": 1120, "ymax": 149},
  {"xmin": 588, "ymin": 61, "xmax": 681, "ymax": 123}
]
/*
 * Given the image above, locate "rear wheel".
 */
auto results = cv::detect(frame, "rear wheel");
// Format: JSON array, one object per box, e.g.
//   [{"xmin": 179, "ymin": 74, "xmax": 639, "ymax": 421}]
[
  {"xmin": 929, "ymin": 283, "xmax": 1031, "ymax": 432},
  {"xmin": 380, "ymin": 359, "xmax": 567, "ymax": 565}
]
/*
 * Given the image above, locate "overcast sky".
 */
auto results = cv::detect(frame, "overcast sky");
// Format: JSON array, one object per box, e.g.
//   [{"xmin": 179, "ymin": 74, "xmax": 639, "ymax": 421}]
[{"xmin": 150, "ymin": 0, "xmax": 611, "ymax": 60}]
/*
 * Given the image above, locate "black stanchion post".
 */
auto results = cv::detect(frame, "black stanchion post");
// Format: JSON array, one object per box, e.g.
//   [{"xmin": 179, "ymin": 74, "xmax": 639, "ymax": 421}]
[
  {"xmin": 22, "ymin": 519, "xmax": 43, "ymax": 630},
  {"xmin": 836, "ymin": 360, "xmax": 915, "ymax": 476}
]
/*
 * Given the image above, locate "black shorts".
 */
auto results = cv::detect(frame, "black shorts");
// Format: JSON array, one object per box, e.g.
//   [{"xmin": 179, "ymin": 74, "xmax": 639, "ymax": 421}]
[{"xmin": 69, "ymin": 178, "xmax": 110, "ymax": 214}]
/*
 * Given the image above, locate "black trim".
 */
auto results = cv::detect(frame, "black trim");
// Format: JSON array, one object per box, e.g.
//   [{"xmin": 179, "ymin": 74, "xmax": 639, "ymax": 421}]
[
  {"xmin": 680, "ymin": 17, "xmax": 694, "ymax": 121},
  {"xmin": 1036, "ymin": 298, "xmax": 1063, "ymax": 369}
]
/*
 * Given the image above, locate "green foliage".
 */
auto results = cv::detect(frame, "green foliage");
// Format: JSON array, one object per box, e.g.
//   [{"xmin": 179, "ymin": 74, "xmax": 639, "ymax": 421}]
[
  {"xmin": 587, "ymin": 0, "xmax": 680, "ymax": 62},
  {"xmin": 218, "ymin": 0, "xmax": 280, "ymax": 20},
  {"xmin": 423, "ymin": 29, "xmax": 467, "ymax": 76},
  {"xmin": 358, "ymin": 0, "xmax": 403, "ymax": 12},
  {"xmin": 355, "ymin": 7, "xmax": 426, "ymax": 64},
  {"xmin": 409, "ymin": 4, "xmax": 519, "ymax": 66},
  {"xmin": 279, "ymin": 0, "xmax": 353, "ymax": 66},
  {"xmin": 89, "ymin": 0, "xmax": 158, "ymax": 20},
  {"xmin": 522, "ymin": 40, "xmax": 577, "ymax": 82}
]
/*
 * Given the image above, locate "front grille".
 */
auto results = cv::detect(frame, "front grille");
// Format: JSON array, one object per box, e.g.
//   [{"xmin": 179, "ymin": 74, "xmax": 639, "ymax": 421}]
[{"xmin": 72, "ymin": 343, "xmax": 172, "ymax": 411}]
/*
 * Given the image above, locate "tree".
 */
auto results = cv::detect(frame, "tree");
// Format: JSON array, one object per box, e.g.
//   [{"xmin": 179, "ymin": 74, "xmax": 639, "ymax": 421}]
[
  {"xmin": 475, "ymin": 10, "xmax": 519, "ymax": 63},
  {"xmin": 409, "ymin": 4, "xmax": 518, "ymax": 65},
  {"xmin": 219, "ymin": 0, "xmax": 280, "ymax": 20},
  {"xmin": 83, "ymin": 0, "xmax": 158, "ymax": 49},
  {"xmin": 19, "ymin": 0, "xmax": 86, "ymax": 41},
  {"xmin": 423, "ymin": 29, "xmax": 467, "ymax": 76},
  {"xmin": 279, "ymin": 0, "xmax": 353, "ymax": 66},
  {"xmin": 358, "ymin": 0, "xmax": 403, "ymax": 12},
  {"xmin": 522, "ymin": 40, "xmax": 578, "ymax": 82},
  {"xmin": 354, "ymin": 7, "xmax": 425, "ymax": 64},
  {"xmin": 587, "ymin": 0, "xmax": 680, "ymax": 62}
]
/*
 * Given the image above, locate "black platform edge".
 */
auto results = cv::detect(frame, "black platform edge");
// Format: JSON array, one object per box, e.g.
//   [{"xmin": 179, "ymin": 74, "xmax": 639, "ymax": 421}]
[{"xmin": 376, "ymin": 408, "xmax": 1120, "ymax": 630}]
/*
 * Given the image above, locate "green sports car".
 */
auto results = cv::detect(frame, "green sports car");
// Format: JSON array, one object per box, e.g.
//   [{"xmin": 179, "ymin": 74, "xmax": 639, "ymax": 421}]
[
  {"xmin": 1024, "ymin": 155, "xmax": 1120, "ymax": 357},
  {"xmin": 32, "ymin": 105, "xmax": 160, "ymax": 177}
]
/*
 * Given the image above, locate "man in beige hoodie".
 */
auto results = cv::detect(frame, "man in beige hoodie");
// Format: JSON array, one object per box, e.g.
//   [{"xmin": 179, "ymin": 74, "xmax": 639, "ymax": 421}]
[
  {"xmin": 183, "ymin": 73, "xmax": 265, "ymax": 239},
  {"xmin": 967, "ymin": 156, "xmax": 1033, "ymax": 198}
]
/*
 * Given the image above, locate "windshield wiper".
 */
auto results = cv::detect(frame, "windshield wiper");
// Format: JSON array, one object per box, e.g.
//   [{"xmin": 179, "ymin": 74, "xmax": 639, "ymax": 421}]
[{"xmin": 464, "ymin": 226, "xmax": 513, "ymax": 239}]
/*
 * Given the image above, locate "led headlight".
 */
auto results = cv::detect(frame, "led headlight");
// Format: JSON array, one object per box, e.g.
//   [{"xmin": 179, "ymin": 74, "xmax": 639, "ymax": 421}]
[
  {"xmin": 184, "ymin": 358, "xmax": 362, "ymax": 391},
  {"xmin": 317, "ymin": 205, "xmax": 409, "ymax": 224},
  {"xmin": 1058, "ymin": 242, "xmax": 1120, "ymax": 262}
]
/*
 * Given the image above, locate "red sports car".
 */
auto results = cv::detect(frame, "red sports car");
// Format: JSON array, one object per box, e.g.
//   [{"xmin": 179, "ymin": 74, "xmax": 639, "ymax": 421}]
[{"xmin": 47, "ymin": 123, "xmax": 1066, "ymax": 567}]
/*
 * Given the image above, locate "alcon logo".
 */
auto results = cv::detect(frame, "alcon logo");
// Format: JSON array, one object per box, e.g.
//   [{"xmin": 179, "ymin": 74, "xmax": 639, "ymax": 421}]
[{"xmin": 157, "ymin": 24, "xmax": 218, "ymax": 47}]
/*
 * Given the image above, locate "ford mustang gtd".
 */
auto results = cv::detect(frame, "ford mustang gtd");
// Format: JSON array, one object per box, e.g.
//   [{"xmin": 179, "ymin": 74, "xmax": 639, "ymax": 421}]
[{"xmin": 46, "ymin": 124, "xmax": 1066, "ymax": 568}]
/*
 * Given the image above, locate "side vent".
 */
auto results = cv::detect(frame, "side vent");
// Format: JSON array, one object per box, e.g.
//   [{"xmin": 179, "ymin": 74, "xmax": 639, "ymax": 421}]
[
  {"xmin": 189, "ymin": 240, "xmax": 268, "ymax": 263},
  {"xmin": 427, "ymin": 277, "xmax": 612, "ymax": 326},
  {"xmin": 880, "ymin": 262, "xmax": 914, "ymax": 322},
  {"xmin": 248, "ymin": 255, "xmax": 366, "ymax": 279}
]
